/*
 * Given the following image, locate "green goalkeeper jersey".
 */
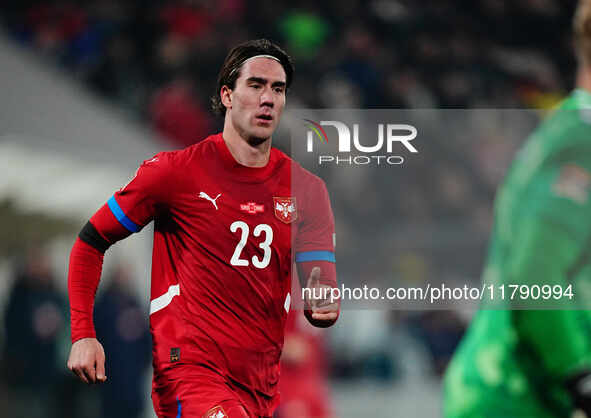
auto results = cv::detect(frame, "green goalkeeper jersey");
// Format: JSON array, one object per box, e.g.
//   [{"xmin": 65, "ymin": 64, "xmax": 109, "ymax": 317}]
[{"xmin": 444, "ymin": 89, "xmax": 591, "ymax": 418}]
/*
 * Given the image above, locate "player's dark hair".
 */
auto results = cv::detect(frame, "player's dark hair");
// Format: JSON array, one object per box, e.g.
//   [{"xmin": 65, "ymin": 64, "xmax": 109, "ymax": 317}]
[{"xmin": 211, "ymin": 39, "xmax": 294, "ymax": 116}]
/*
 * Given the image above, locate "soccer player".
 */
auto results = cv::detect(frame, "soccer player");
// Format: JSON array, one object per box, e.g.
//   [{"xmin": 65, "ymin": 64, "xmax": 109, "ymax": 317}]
[
  {"xmin": 444, "ymin": 2, "xmax": 591, "ymax": 417},
  {"xmin": 66, "ymin": 39, "xmax": 339, "ymax": 418}
]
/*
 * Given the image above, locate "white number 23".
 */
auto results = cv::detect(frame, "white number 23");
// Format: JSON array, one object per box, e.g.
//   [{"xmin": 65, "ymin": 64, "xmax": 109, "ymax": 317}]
[{"xmin": 230, "ymin": 221, "xmax": 273, "ymax": 268}]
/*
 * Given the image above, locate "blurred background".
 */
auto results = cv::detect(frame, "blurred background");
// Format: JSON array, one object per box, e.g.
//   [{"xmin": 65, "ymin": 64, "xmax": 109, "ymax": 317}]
[{"xmin": 0, "ymin": 0, "xmax": 580, "ymax": 417}]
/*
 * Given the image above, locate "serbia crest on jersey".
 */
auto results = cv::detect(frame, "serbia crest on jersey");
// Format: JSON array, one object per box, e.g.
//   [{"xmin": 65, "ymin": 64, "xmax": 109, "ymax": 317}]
[{"xmin": 274, "ymin": 197, "xmax": 297, "ymax": 223}]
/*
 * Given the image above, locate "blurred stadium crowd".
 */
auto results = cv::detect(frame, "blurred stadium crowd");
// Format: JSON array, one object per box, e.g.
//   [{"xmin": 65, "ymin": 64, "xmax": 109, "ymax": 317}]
[
  {"xmin": 0, "ymin": 0, "xmax": 578, "ymax": 145},
  {"xmin": 0, "ymin": 1, "xmax": 582, "ymax": 417},
  {"xmin": 0, "ymin": 250, "xmax": 150, "ymax": 418}
]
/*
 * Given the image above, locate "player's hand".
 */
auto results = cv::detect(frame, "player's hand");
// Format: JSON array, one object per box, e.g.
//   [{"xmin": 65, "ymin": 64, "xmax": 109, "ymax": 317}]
[
  {"xmin": 67, "ymin": 337, "xmax": 107, "ymax": 384},
  {"xmin": 304, "ymin": 266, "xmax": 339, "ymax": 327}
]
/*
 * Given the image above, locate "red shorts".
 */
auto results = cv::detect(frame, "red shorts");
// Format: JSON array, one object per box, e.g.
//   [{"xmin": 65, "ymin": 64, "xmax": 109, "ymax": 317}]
[{"xmin": 151, "ymin": 364, "xmax": 272, "ymax": 418}]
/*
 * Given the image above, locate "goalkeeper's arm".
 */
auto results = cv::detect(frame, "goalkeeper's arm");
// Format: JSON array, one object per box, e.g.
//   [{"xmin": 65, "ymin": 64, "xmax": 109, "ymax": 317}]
[{"xmin": 511, "ymin": 215, "xmax": 591, "ymax": 414}]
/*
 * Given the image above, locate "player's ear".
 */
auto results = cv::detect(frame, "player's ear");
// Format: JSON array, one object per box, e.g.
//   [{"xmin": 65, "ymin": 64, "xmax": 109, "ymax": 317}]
[{"xmin": 220, "ymin": 85, "xmax": 232, "ymax": 110}]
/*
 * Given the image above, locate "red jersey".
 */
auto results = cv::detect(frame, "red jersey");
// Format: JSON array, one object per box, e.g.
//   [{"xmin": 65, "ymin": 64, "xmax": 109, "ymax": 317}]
[{"xmin": 103, "ymin": 134, "xmax": 335, "ymax": 415}]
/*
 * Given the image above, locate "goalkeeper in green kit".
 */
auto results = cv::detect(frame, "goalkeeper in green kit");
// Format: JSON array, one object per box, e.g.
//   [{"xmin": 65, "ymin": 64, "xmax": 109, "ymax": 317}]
[{"xmin": 444, "ymin": 2, "xmax": 591, "ymax": 417}]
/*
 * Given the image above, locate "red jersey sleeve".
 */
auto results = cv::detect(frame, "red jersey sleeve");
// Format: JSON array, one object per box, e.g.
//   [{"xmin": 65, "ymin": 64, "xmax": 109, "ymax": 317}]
[
  {"xmin": 107, "ymin": 153, "xmax": 173, "ymax": 233},
  {"xmin": 68, "ymin": 153, "xmax": 173, "ymax": 343},
  {"xmin": 295, "ymin": 176, "xmax": 336, "ymax": 287},
  {"xmin": 295, "ymin": 176, "xmax": 335, "ymax": 255},
  {"xmin": 68, "ymin": 238, "xmax": 104, "ymax": 342}
]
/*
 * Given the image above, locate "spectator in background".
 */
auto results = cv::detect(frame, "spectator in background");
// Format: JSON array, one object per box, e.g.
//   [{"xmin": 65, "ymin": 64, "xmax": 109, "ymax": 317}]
[
  {"xmin": 158, "ymin": 0, "xmax": 213, "ymax": 41},
  {"xmin": 94, "ymin": 264, "xmax": 151, "ymax": 418},
  {"xmin": 149, "ymin": 76, "xmax": 213, "ymax": 147},
  {"xmin": 1, "ymin": 248, "xmax": 68, "ymax": 418},
  {"xmin": 88, "ymin": 32, "xmax": 148, "ymax": 113},
  {"xmin": 405, "ymin": 311, "xmax": 465, "ymax": 377}
]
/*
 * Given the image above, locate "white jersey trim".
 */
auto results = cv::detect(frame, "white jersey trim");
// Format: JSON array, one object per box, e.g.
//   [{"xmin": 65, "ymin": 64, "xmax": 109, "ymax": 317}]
[{"xmin": 150, "ymin": 284, "xmax": 180, "ymax": 315}]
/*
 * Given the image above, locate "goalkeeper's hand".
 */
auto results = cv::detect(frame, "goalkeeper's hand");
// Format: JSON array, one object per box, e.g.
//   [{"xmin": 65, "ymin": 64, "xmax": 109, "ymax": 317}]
[{"xmin": 566, "ymin": 370, "xmax": 591, "ymax": 416}]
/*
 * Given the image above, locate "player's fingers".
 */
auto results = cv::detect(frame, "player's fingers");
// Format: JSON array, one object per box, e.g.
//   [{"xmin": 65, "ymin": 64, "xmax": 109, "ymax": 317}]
[
  {"xmin": 312, "ymin": 302, "xmax": 339, "ymax": 312},
  {"xmin": 71, "ymin": 366, "xmax": 90, "ymax": 384},
  {"xmin": 306, "ymin": 266, "xmax": 321, "ymax": 288},
  {"xmin": 85, "ymin": 366, "xmax": 97, "ymax": 384},
  {"xmin": 95, "ymin": 351, "xmax": 107, "ymax": 383},
  {"xmin": 305, "ymin": 267, "xmax": 324, "ymax": 309},
  {"xmin": 315, "ymin": 295, "xmax": 338, "ymax": 307},
  {"xmin": 311, "ymin": 300, "xmax": 339, "ymax": 316},
  {"xmin": 68, "ymin": 355, "xmax": 89, "ymax": 384},
  {"xmin": 81, "ymin": 357, "xmax": 97, "ymax": 383},
  {"xmin": 77, "ymin": 371, "xmax": 90, "ymax": 384},
  {"xmin": 311, "ymin": 311, "xmax": 338, "ymax": 321}
]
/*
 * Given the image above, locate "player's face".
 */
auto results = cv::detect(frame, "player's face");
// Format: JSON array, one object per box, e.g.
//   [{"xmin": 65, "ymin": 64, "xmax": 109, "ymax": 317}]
[{"xmin": 226, "ymin": 57, "xmax": 286, "ymax": 144}]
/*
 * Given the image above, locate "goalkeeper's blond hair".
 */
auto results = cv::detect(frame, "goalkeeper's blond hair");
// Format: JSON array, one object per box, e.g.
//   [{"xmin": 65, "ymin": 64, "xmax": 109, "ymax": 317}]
[{"xmin": 575, "ymin": 0, "xmax": 591, "ymax": 64}]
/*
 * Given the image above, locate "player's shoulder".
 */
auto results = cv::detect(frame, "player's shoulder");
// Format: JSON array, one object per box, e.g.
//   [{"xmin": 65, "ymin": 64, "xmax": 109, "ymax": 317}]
[
  {"xmin": 273, "ymin": 147, "xmax": 327, "ymax": 190},
  {"xmin": 539, "ymin": 91, "xmax": 591, "ymax": 146},
  {"xmin": 149, "ymin": 134, "xmax": 220, "ymax": 168},
  {"xmin": 537, "ymin": 114, "xmax": 591, "ymax": 169},
  {"xmin": 275, "ymin": 149, "xmax": 328, "ymax": 199},
  {"xmin": 517, "ymin": 98, "xmax": 591, "ymax": 174}
]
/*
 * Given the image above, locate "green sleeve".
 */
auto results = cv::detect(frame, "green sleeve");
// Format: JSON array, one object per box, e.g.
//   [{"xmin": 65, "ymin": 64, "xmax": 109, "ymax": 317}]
[
  {"xmin": 511, "ymin": 159, "xmax": 591, "ymax": 378},
  {"xmin": 512, "ymin": 216, "xmax": 591, "ymax": 377}
]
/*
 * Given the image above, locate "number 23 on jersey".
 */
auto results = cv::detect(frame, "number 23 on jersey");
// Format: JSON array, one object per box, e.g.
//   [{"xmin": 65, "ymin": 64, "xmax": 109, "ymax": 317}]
[{"xmin": 230, "ymin": 221, "xmax": 273, "ymax": 269}]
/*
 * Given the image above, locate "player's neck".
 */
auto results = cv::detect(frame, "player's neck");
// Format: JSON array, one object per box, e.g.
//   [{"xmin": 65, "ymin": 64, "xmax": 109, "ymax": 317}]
[
  {"xmin": 222, "ymin": 121, "xmax": 271, "ymax": 168},
  {"xmin": 576, "ymin": 65, "xmax": 591, "ymax": 94}
]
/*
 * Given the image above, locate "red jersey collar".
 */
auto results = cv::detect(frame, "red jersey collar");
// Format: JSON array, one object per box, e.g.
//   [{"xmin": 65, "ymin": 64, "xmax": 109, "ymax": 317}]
[{"xmin": 213, "ymin": 133, "xmax": 281, "ymax": 181}]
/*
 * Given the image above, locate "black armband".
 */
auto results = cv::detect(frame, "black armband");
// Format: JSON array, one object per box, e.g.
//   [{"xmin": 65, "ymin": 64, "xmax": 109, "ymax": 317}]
[{"xmin": 79, "ymin": 221, "xmax": 111, "ymax": 253}]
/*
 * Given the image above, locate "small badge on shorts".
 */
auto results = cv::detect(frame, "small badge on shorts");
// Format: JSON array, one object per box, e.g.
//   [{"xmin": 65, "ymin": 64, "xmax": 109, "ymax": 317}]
[
  {"xmin": 170, "ymin": 347, "xmax": 180, "ymax": 362},
  {"xmin": 203, "ymin": 405, "xmax": 227, "ymax": 418}
]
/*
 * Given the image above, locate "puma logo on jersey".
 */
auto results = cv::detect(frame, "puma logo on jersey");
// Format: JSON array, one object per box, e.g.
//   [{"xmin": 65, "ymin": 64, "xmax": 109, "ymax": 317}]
[{"xmin": 199, "ymin": 192, "xmax": 222, "ymax": 210}]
